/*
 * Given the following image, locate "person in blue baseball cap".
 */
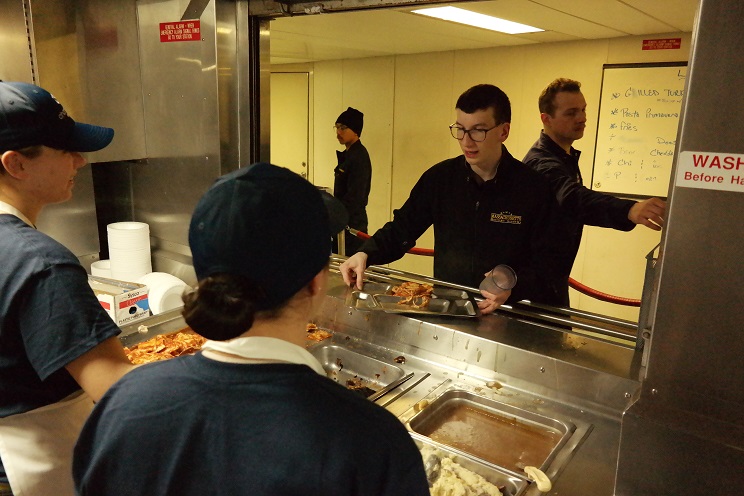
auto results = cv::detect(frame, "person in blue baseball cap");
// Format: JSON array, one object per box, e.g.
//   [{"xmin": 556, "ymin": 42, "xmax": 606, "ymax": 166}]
[
  {"xmin": 0, "ymin": 81, "xmax": 133, "ymax": 496},
  {"xmin": 72, "ymin": 162, "xmax": 429, "ymax": 496}
]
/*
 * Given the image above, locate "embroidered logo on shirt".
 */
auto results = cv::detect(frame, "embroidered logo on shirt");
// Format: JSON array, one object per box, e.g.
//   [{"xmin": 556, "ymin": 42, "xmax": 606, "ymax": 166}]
[{"xmin": 490, "ymin": 212, "xmax": 522, "ymax": 224}]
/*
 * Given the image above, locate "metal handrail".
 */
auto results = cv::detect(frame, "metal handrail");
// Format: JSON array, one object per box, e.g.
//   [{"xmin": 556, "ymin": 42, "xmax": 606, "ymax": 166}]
[{"xmin": 329, "ymin": 255, "xmax": 637, "ymax": 347}]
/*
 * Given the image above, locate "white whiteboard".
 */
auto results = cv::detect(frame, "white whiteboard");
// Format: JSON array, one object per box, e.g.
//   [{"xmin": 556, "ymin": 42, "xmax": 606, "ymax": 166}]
[{"xmin": 591, "ymin": 63, "xmax": 687, "ymax": 198}]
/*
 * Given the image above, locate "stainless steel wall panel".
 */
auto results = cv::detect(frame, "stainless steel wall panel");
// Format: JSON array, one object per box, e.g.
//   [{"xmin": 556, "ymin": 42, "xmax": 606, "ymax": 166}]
[
  {"xmin": 255, "ymin": 17, "xmax": 270, "ymax": 163},
  {"xmin": 130, "ymin": 158, "xmax": 220, "ymax": 246},
  {"xmin": 136, "ymin": 0, "xmax": 219, "ymax": 160},
  {"xmin": 637, "ymin": 0, "xmax": 744, "ymax": 419},
  {"xmin": 76, "ymin": 0, "xmax": 147, "ymax": 163},
  {"xmin": 1, "ymin": 0, "xmax": 102, "ymax": 259},
  {"xmin": 643, "ymin": 6, "xmax": 744, "ymax": 406},
  {"xmin": 616, "ymin": 0, "xmax": 744, "ymax": 492},
  {"xmin": 215, "ymin": 0, "xmax": 242, "ymax": 174},
  {"xmin": 133, "ymin": 0, "xmax": 221, "ymax": 247},
  {"xmin": 0, "ymin": 0, "xmax": 35, "ymax": 82}
]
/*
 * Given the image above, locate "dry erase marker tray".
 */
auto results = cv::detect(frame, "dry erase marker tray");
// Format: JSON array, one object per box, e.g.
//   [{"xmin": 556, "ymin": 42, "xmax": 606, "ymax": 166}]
[{"xmin": 345, "ymin": 282, "xmax": 480, "ymax": 318}]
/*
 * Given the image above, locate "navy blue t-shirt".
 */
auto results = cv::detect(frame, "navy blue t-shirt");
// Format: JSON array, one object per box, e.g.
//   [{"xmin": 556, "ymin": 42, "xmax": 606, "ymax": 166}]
[
  {"xmin": 0, "ymin": 215, "xmax": 121, "ymax": 481},
  {"xmin": 74, "ymin": 354, "xmax": 430, "ymax": 496}
]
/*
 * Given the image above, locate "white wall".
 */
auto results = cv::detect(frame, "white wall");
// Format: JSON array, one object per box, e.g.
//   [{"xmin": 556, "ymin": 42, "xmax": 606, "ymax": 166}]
[{"xmin": 272, "ymin": 32, "xmax": 692, "ymax": 321}]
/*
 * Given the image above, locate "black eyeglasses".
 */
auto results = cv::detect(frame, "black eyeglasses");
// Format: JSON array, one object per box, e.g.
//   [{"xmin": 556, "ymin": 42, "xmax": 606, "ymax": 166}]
[
  {"xmin": 334, "ymin": 124, "xmax": 349, "ymax": 132},
  {"xmin": 449, "ymin": 124, "xmax": 500, "ymax": 142}
]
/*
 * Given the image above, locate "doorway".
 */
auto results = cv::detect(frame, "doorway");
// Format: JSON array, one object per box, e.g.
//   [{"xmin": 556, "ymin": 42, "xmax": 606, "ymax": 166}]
[{"xmin": 270, "ymin": 72, "xmax": 311, "ymax": 181}]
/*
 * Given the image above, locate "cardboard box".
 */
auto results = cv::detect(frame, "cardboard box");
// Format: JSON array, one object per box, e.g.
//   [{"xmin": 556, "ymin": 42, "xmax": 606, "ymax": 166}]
[{"xmin": 88, "ymin": 275, "xmax": 151, "ymax": 326}]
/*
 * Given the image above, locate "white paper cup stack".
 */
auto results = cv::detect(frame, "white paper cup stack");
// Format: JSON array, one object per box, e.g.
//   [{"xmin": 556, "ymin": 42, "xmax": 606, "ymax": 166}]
[
  {"xmin": 90, "ymin": 259, "xmax": 112, "ymax": 278},
  {"xmin": 107, "ymin": 222, "xmax": 152, "ymax": 282},
  {"xmin": 137, "ymin": 272, "xmax": 190, "ymax": 315}
]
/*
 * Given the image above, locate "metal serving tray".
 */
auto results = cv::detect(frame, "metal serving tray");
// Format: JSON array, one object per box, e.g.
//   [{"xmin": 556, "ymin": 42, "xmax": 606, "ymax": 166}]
[
  {"xmin": 412, "ymin": 433, "xmax": 523, "ymax": 496},
  {"xmin": 309, "ymin": 343, "xmax": 406, "ymax": 394},
  {"xmin": 345, "ymin": 282, "xmax": 480, "ymax": 318},
  {"xmin": 407, "ymin": 390, "xmax": 575, "ymax": 479}
]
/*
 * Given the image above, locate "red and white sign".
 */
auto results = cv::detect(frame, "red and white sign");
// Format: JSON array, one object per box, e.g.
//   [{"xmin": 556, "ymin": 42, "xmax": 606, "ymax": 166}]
[
  {"xmin": 160, "ymin": 20, "xmax": 201, "ymax": 43},
  {"xmin": 677, "ymin": 151, "xmax": 744, "ymax": 192},
  {"xmin": 642, "ymin": 38, "xmax": 682, "ymax": 50}
]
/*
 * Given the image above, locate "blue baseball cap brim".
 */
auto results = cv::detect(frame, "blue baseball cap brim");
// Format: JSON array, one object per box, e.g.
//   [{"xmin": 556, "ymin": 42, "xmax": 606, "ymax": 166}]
[
  {"xmin": 0, "ymin": 82, "xmax": 114, "ymax": 153},
  {"xmin": 65, "ymin": 121, "xmax": 115, "ymax": 153}
]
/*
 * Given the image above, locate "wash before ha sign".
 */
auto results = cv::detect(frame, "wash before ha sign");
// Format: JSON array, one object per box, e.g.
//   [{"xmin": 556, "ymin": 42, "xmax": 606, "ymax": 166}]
[{"xmin": 677, "ymin": 151, "xmax": 744, "ymax": 192}]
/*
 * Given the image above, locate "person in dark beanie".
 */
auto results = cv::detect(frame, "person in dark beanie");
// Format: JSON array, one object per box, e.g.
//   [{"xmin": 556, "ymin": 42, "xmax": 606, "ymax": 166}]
[
  {"xmin": 333, "ymin": 106, "xmax": 372, "ymax": 255},
  {"xmin": 0, "ymin": 81, "xmax": 133, "ymax": 496},
  {"xmin": 73, "ymin": 163, "xmax": 429, "ymax": 496}
]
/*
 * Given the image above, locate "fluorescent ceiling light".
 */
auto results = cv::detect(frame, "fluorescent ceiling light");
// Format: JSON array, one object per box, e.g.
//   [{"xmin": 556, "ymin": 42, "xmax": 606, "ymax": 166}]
[{"xmin": 411, "ymin": 6, "xmax": 543, "ymax": 35}]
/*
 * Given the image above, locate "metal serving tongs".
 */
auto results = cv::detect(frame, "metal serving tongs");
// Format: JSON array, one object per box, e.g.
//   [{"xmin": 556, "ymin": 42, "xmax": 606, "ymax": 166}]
[{"xmin": 367, "ymin": 372, "xmax": 415, "ymax": 402}]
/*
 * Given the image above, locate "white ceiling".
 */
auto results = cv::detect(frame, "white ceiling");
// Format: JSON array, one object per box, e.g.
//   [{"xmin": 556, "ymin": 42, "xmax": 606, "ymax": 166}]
[{"xmin": 269, "ymin": 0, "xmax": 700, "ymax": 65}]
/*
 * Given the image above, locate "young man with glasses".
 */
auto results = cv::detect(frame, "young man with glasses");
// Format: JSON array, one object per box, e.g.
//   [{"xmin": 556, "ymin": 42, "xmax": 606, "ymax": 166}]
[
  {"xmin": 333, "ymin": 107, "xmax": 371, "ymax": 255},
  {"xmin": 339, "ymin": 84, "xmax": 566, "ymax": 314},
  {"xmin": 523, "ymin": 78, "xmax": 666, "ymax": 306}
]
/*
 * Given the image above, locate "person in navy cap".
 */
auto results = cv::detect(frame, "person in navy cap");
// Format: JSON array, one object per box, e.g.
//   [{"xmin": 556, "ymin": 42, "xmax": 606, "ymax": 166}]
[
  {"xmin": 0, "ymin": 81, "xmax": 134, "ymax": 496},
  {"xmin": 333, "ymin": 106, "xmax": 372, "ymax": 255},
  {"xmin": 73, "ymin": 163, "xmax": 429, "ymax": 496}
]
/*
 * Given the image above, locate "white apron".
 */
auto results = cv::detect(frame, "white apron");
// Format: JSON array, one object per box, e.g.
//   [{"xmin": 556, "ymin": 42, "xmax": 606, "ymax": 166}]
[
  {"xmin": 0, "ymin": 206, "xmax": 92, "ymax": 494},
  {"xmin": 0, "ymin": 391, "xmax": 95, "ymax": 496}
]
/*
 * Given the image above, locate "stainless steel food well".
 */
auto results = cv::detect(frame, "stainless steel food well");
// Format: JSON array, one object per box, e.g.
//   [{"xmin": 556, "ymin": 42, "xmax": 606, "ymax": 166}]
[
  {"xmin": 309, "ymin": 343, "xmax": 406, "ymax": 394},
  {"xmin": 406, "ymin": 389, "xmax": 581, "ymax": 486},
  {"xmin": 413, "ymin": 433, "xmax": 523, "ymax": 496}
]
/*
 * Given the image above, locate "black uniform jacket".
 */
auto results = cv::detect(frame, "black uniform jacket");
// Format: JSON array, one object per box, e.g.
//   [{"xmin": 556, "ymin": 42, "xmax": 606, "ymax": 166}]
[
  {"xmin": 361, "ymin": 147, "xmax": 568, "ymax": 306},
  {"xmin": 523, "ymin": 132, "xmax": 636, "ymax": 287},
  {"xmin": 334, "ymin": 140, "xmax": 372, "ymax": 233}
]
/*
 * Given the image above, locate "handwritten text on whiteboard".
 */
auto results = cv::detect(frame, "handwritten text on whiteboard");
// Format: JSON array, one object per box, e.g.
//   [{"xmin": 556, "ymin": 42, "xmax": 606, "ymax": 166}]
[{"xmin": 592, "ymin": 65, "xmax": 686, "ymax": 197}]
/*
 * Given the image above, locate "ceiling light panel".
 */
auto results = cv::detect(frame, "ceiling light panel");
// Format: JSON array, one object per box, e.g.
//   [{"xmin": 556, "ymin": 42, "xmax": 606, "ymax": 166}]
[{"xmin": 411, "ymin": 6, "xmax": 544, "ymax": 34}]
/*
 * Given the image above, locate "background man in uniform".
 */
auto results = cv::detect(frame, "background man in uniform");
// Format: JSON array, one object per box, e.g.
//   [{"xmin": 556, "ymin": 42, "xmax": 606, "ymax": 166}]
[
  {"xmin": 522, "ymin": 78, "xmax": 666, "ymax": 306},
  {"xmin": 333, "ymin": 107, "xmax": 371, "ymax": 255}
]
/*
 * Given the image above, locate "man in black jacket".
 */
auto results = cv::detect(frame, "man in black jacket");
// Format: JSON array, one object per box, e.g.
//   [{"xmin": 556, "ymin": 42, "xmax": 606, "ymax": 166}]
[
  {"xmin": 522, "ymin": 78, "xmax": 666, "ymax": 305},
  {"xmin": 333, "ymin": 107, "xmax": 371, "ymax": 255},
  {"xmin": 339, "ymin": 84, "xmax": 567, "ymax": 314}
]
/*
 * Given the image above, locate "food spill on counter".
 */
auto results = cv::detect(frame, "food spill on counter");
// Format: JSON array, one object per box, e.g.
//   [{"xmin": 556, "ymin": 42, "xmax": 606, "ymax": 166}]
[
  {"xmin": 125, "ymin": 327, "xmax": 206, "ymax": 365},
  {"xmin": 391, "ymin": 281, "xmax": 434, "ymax": 308},
  {"xmin": 306, "ymin": 323, "xmax": 333, "ymax": 343},
  {"xmin": 126, "ymin": 323, "xmax": 332, "ymax": 364},
  {"xmin": 325, "ymin": 357, "xmax": 379, "ymax": 397},
  {"xmin": 394, "ymin": 355, "xmax": 406, "ymax": 364},
  {"xmin": 344, "ymin": 375, "xmax": 376, "ymax": 397},
  {"xmin": 419, "ymin": 445, "xmax": 503, "ymax": 496}
]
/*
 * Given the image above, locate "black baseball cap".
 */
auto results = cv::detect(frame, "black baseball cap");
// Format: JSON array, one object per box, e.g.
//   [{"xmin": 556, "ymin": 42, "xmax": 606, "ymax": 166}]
[
  {"xmin": 189, "ymin": 162, "xmax": 348, "ymax": 311},
  {"xmin": 0, "ymin": 81, "xmax": 114, "ymax": 153}
]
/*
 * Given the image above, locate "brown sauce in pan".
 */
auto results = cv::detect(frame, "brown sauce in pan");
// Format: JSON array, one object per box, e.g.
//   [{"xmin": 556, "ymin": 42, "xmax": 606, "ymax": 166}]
[{"xmin": 418, "ymin": 403, "xmax": 561, "ymax": 473}]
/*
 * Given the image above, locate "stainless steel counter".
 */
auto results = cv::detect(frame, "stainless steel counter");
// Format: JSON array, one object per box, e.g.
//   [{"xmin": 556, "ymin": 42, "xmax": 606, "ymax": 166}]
[{"xmin": 121, "ymin": 271, "xmax": 641, "ymax": 495}]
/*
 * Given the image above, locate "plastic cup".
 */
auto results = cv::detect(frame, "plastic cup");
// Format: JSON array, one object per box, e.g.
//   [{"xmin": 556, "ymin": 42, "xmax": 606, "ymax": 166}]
[{"xmin": 479, "ymin": 264, "xmax": 517, "ymax": 294}]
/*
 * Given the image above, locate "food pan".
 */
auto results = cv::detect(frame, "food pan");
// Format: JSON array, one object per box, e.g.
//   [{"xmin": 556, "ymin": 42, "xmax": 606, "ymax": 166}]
[
  {"xmin": 412, "ymin": 433, "xmax": 524, "ymax": 496},
  {"xmin": 309, "ymin": 344, "xmax": 406, "ymax": 396},
  {"xmin": 345, "ymin": 282, "xmax": 480, "ymax": 318},
  {"xmin": 407, "ymin": 390, "xmax": 575, "ymax": 477}
]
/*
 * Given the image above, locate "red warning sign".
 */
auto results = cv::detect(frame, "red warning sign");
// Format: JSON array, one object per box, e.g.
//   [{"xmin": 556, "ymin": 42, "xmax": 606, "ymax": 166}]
[
  {"xmin": 642, "ymin": 38, "xmax": 681, "ymax": 51},
  {"xmin": 160, "ymin": 20, "xmax": 201, "ymax": 43}
]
